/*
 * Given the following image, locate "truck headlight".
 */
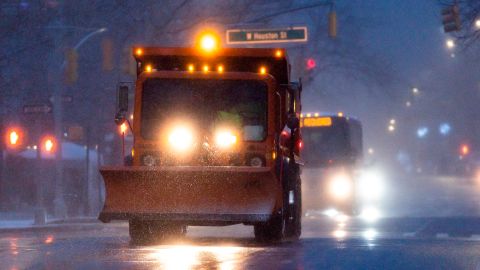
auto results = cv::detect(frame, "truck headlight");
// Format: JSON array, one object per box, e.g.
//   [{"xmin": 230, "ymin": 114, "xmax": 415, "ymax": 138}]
[
  {"xmin": 329, "ymin": 174, "xmax": 352, "ymax": 199},
  {"xmin": 214, "ymin": 130, "xmax": 237, "ymax": 149},
  {"xmin": 168, "ymin": 126, "xmax": 194, "ymax": 152}
]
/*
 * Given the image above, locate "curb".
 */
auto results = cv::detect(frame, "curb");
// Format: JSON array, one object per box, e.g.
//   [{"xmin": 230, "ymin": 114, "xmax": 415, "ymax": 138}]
[{"xmin": 0, "ymin": 220, "xmax": 126, "ymax": 234}]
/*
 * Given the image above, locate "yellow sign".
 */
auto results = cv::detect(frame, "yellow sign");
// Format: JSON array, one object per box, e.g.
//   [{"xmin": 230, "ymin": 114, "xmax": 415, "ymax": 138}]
[{"xmin": 302, "ymin": 117, "xmax": 332, "ymax": 127}]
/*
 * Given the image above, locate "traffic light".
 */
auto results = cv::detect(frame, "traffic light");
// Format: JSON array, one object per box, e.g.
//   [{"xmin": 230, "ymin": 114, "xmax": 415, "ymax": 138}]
[
  {"xmin": 306, "ymin": 58, "xmax": 316, "ymax": 70},
  {"xmin": 65, "ymin": 48, "xmax": 78, "ymax": 84},
  {"xmin": 460, "ymin": 144, "xmax": 470, "ymax": 156},
  {"xmin": 5, "ymin": 128, "xmax": 23, "ymax": 149},
  {"xmin": 102, "ymin": 38, "xmax": 114, "ymax": 71},
  {"xmin": 9, "ymin": 130, "xmax": 19, "ymax": 146},
  {"xmin": 42, "ymin": 137, "xmax": 56, "ymax": 153},
  {"xmin": 442, "ymin": 5, "xmax": 461, "ymax": 33},
  {"xmin": 328, "ymin": 10, "xmax": 337, "ymax": 38}
]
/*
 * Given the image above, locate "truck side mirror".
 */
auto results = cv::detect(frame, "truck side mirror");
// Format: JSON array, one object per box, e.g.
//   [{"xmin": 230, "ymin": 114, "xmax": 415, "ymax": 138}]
[
  {"xmin": 115, "ymin": 85, "xmax": 129, "ymax": 125},
  {"xmin": 286, "ymin": 114, "xmax": 299, "ymax": 130}
]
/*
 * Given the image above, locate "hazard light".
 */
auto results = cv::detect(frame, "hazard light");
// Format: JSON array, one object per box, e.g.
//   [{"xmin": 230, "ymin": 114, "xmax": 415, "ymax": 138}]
[
  {"xmin": 275, "ymin": 49, "xmax": 282, "ymax": 58},
  {"xmin": 259, "ymin": 66, "xmax": 267, "ymax": 74},
  {"xmin": 145, "ymin": 64, "xmax": 153, "ymax": 73}
]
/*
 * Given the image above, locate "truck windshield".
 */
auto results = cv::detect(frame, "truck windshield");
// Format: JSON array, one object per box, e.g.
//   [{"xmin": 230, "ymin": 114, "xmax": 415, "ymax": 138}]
[
  {"xmin": 302, "ymin": 124, "xmax": 350, "ymax": 166},
  {"xmin": 141, "ymin": 78, "xmax": 267, "ymax": 141}
]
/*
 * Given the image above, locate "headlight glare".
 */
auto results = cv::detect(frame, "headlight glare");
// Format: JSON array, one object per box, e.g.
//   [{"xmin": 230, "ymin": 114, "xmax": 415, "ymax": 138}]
[
  {"xmin": 214, "ymin": 130, "xmax": 237, "ymax": 149},
  {"xmin": 168, "ymin": 126, "xmax": 194, "ymax": 152},
  {"xmin": 329, "ymin": 174, "xmax": 352, "ymax": 199},
  {"xmin": 359, "ymin": 170, "xmax": 384, "ymax": 201}
]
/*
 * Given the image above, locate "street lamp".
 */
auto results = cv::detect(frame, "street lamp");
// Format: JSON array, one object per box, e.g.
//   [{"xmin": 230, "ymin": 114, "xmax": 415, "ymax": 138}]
[
  {"xmin": 60, "ymin": 27, "xmax": 108, "ymax": 70},
  {"xmin": 412, "ymin": 87, "xmax": 419, "ymax": 95},
  {"xmin": 446, "ymin": 39, "xmax": 455, "ymax": 49},
  {"xmin": 475, "ymin": 19, "xmax": 480, "ymax": 29}
]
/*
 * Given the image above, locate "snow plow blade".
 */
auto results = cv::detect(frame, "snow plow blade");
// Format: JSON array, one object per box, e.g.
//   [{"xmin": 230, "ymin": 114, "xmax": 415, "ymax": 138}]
[{"xmin": 98, "ymin": 166, "xmax": 279, "ymax": 224}]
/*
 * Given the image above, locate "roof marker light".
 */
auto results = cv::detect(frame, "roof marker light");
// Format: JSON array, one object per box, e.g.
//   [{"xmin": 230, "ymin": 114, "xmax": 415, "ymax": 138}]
[{"xmin": 198, "ymin": 32, "xmax": 219, "ymax": 53}]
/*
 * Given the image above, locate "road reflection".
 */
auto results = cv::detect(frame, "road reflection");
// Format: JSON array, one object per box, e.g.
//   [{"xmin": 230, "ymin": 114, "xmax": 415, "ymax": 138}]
[{"xmin": 139, "ymin": 242, "xmax": 263, "ymax": 270}]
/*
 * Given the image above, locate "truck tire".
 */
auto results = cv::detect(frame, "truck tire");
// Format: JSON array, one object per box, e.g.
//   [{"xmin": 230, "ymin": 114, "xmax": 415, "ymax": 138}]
[
  {"xmin": 254, "ymin": 166, "xmax": 302, "ymax": 242},
  {"xmin": 254, "ymin": 211, "xmax": 285, "ymax": 243},
  {"xmin": 129, "ymin": 219, "xmax": 186, "ymax": 244},
  {"xmin": 284, "ymin": 170, "xmax": 302, "ymax": 239}
]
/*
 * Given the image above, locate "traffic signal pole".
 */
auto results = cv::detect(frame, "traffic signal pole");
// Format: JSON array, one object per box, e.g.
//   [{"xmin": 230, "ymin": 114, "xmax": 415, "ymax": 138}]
[{"xmin": 52, "ymin": 29, "xmax": 67, "ymax": 218}]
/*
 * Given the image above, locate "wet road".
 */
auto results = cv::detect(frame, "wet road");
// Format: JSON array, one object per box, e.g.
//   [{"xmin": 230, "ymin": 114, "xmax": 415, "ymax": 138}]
[{"xmin": 3, "ymin": 174, "xmax": 480, "ymax": 269}]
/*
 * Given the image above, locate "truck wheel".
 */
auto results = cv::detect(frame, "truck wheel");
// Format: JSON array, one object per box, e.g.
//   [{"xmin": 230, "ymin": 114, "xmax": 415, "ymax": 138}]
[
  {"xmin": 254, "ymin": 211, "xmax": 285, "ymax": 243},
  {"xmin": 129, "ymin": 220, "xmax": 186, "ymax": 245},
  {"xmin": 285, "ymin": 171, "xmax": 302, "ymax": 240}
]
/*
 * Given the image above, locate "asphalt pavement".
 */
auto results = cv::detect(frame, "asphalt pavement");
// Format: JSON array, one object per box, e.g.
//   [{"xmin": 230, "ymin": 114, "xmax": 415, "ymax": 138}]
[{"xmin": 2, "ymin": 173, "xmax": 480, "ymax": 269}]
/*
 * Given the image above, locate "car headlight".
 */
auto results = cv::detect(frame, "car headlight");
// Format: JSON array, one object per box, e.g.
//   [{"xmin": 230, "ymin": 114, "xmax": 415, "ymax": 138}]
[
  {"xmin": 168, "ymin": 126, "xmax": 194, "ymax": 152},
  {"xmin": 329, "ymin": 174, "xmax": 352, "ymax": 199},
  {"xmin": 214, "ymin": 130, "xmax": 237, "ymax": 149},
  {"xmin": 358, "ymin": 170, "xmax": 384, "ymax": 201}
]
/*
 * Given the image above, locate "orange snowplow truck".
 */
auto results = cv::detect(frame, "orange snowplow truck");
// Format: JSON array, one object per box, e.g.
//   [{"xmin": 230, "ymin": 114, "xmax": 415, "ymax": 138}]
[{"xmin": 99, "ymin": 35, "xmax": 303, "ymax": 243}]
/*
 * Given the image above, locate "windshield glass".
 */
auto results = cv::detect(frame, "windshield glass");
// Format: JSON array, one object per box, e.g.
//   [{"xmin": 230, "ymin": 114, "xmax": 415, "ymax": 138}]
[
  {"xmin": 141, "ymin": 78, "xmax": 267, "ymax": 141},
  {"xmin": 302, "ymin": 124, "xmax": 349, "ymax": 165}
]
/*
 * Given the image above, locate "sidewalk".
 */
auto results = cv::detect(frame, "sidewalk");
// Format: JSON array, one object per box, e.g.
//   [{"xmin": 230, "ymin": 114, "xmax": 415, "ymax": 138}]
[{"xmin": 0, "ymin": 211, "xmax": 109, "ymax": 233}]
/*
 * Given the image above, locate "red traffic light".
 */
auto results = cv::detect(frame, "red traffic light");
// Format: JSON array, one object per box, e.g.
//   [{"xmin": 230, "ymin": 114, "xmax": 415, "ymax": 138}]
[
  {"xmin": 460, "ymin": 144, "xmax": 470, "ymax": 156},
  {"xmin": 9, "ymin": 131, "xmax": 19, "ymax": 145},
  {"xmin": 5, "ymin": 128, "xmax": 24, "ymax": 149},
  {"xmin": 42, "ymin": 137, "xmax": 56, "ymax": 153},
  {"xmin": 306, "ymin": 58, "xmax": 316, "ymax": 70}
]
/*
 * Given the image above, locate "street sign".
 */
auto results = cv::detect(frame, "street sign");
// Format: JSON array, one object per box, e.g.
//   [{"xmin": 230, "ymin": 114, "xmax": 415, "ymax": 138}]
[
  {"xmin": 67, "ymin": 125, "xmax": 84, "ymax": 141},
  {"xmin": 226, "ymin": 26, "xmax": 307, "ymax": 44},
  {"xmin": 23, "ymin": 104, "xmax": 52, "ymax": 114},
  {"xmin": 49, "ymin": 95, "xmax": 73, "ymax": 103}
]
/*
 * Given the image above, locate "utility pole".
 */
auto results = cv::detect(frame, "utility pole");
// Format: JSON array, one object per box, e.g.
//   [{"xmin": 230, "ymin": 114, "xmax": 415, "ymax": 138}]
[{"xmin": 48, "ymin": 2, "xmax": 67, "ymax": 218}]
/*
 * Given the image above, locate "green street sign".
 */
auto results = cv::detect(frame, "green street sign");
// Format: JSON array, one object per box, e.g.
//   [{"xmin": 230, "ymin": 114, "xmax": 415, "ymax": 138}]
[{"xmin": 226, "ymin": 27, "xmax": 308, "ymax": 44}]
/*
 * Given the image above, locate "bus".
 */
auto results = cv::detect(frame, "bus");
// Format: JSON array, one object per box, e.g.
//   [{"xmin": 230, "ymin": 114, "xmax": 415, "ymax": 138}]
[{"xmin": 300, "ymin": 113, "xmax": 363, "ymax": 216}]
